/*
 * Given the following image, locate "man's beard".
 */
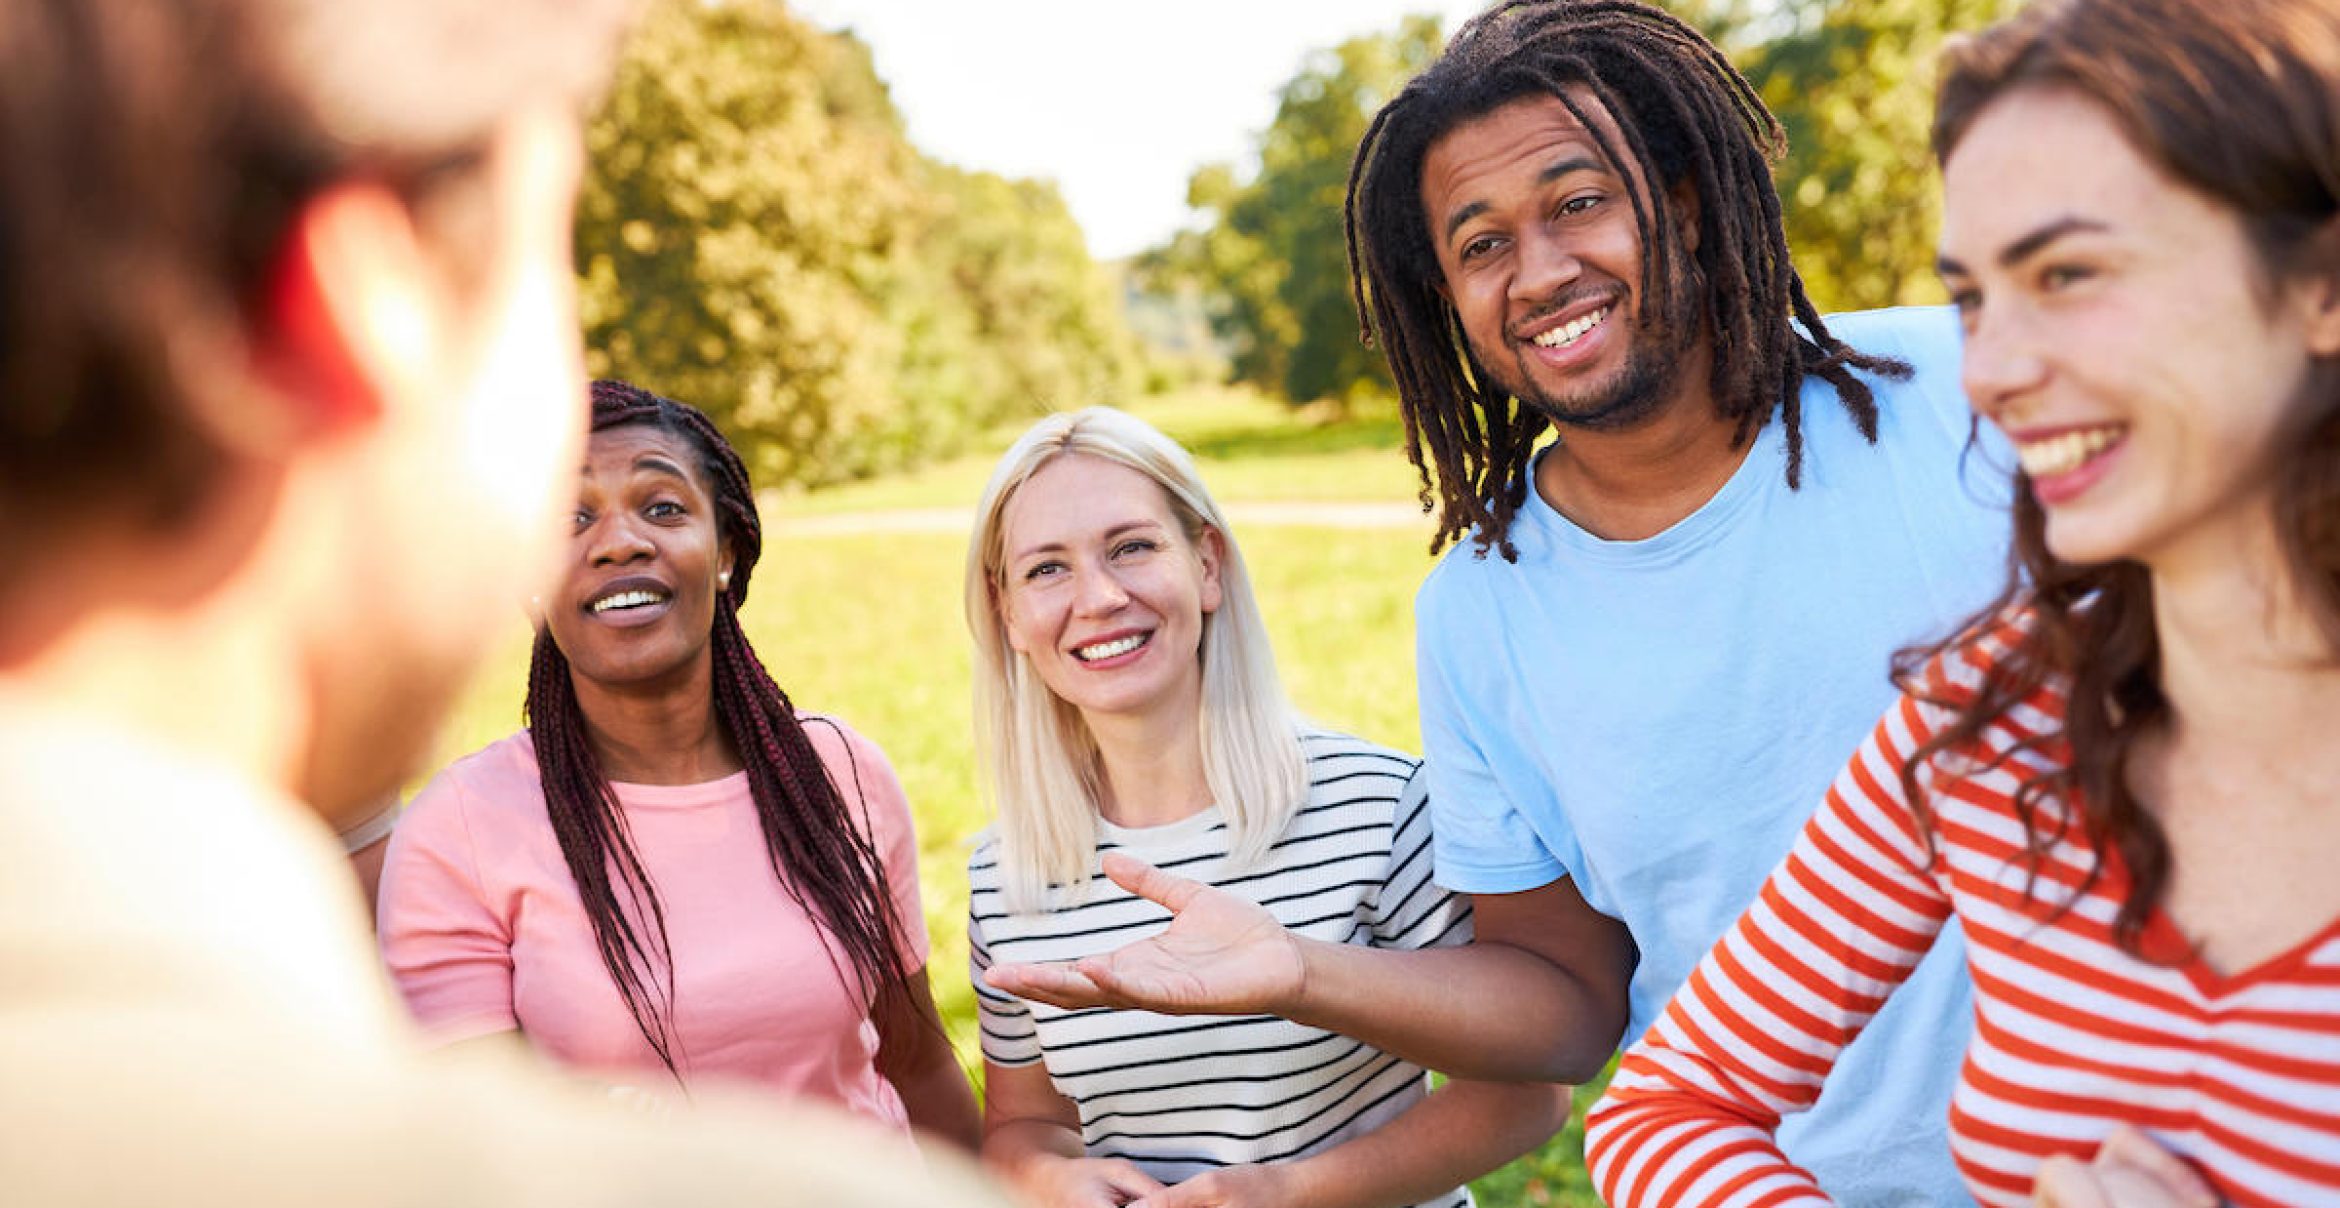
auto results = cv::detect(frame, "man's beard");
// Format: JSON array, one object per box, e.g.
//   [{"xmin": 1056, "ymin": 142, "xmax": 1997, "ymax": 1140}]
[{"xmin": 1484, "ymin": 314, "xmax": 1689, "ymax": 433}]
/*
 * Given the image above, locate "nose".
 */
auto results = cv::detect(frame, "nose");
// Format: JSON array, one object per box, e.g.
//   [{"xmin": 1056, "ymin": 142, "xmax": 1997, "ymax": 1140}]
[
  {"xmin": 1071, "ymin": 562, "xmax": 1130, "ymax": 617},
  {"xmin": 1960, "ymin": 303, "xmax": 2049, "ymax": 425},
  {"xmin": 1510, "ymin": 226, "xmax": 1583, "ymax": 307},
  {"xmin": 584, "ymin": 512, "xmax": 655, "ymax": 568}
]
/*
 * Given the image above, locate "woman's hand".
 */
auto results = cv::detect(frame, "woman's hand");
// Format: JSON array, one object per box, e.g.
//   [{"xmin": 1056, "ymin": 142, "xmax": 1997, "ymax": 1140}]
[
  {"xmin": 986, "ymin": 1061, "xmax": 1162, "ymax": 1208},
  {"xmin": 1129, "ymin": 1163, "xmax": 1296, "ymax": 1208},
  {"xmin": 2032, "ymin": 1127, "xmax": 2219, "ymax": 1208},
  {"xmin": 983, "ymin": 853, "xmax": 1305, "ymax": 1016},
  {"xmin": 1010, "ymin": 1154, "xmax": 1166, "ymax": 1208}
]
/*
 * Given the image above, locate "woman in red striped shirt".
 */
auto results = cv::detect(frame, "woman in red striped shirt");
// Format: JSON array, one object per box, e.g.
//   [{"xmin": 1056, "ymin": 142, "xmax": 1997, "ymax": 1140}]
[{"xmin": 1585, "ymin": 0, "xmax": 2340, "ymax": 1204}]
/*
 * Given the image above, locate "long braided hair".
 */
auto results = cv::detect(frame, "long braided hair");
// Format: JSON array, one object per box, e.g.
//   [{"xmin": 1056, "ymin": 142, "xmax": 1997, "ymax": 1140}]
[
  {"xmin": 526, "ymin": 378, "xmax": 919, "ymax": 1076},
  {"xmin": 1894, "ymin": 0, "xmax": 2340, "ymax": 953},
  {"xmin": 1347, "ymin": 0, "xmax": 1907, "ymax": 559}
]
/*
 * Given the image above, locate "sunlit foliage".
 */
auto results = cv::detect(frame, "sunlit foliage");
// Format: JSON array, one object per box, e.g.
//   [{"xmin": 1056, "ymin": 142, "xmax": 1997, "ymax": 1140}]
[{"xmin": 575, "ymin": 0, "xmax": 1138, "ymax": 487}]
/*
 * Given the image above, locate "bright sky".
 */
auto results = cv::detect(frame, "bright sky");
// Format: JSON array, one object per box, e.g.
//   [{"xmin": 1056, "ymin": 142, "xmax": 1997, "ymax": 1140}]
[{"xmin": 787, "ymin": 0, "xmax": 1492, "ymax": 261}]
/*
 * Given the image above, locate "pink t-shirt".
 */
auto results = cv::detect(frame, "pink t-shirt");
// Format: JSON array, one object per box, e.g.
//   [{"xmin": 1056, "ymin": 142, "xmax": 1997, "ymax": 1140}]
[{"xmin": 377, "ymin": 714, "xmax": 928, "ymax": 1134}]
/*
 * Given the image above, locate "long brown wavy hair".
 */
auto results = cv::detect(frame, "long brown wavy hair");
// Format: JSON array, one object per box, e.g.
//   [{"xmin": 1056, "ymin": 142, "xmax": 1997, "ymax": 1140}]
[
  {"xmin": 1897, "ymin": 0, "xmax": 2340, "ymax": 950},
  {"xmin": 527, "ymin": 380, "xmax": 923, "ymax": 1076}
]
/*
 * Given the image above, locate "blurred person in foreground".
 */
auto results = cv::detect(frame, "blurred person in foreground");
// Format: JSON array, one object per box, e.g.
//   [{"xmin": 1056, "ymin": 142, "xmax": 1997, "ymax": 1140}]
[
  {"xmin": 1589, "ymin": 0, "xmax": 2340, "ymax": 1203},
  {"xmin": 964, "ymin": 407, "xmax": 1567, "ymax": 1208},
  {"xmin": 381, "ymin": 381, "xmax": 979, "ymax": 1148},
  {"xmin": 0, "ymin": 2, "xmax": 1004, "ymax": 1204}
]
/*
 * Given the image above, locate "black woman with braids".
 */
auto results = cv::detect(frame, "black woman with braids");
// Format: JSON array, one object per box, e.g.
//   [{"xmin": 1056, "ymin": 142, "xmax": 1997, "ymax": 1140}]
[
  {"xmin": 981, "ymin": 1, "xmax": 2010, "ymax": 1201},
  {"xmin": 381, "ymin": 380, "xmax": 979, "ymax": 1150}
]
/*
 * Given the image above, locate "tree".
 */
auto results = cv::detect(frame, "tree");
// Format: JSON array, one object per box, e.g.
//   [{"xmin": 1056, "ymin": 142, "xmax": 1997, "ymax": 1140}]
[
  {"xmin": 576, "ymin": 0, "xmax": 1136, "ymax": 487},
  {"xmin": 1746, "ymin": 0, "xmax": 2023, "ymax": 311},
  {"xmin": 1148, "ymin": 16, "xmax": 1446, "ymax": 408},
  {"xmin": 921, "ymin": 166, "xmax": 1137, "ymax": 432}
]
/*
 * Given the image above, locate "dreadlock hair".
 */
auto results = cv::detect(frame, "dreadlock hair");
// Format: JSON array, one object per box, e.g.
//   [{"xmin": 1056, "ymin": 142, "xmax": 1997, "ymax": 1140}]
[
  {"xmin": 525, "ymin": 378, "xmax": 923, "ymax": 1077},
  {"xmin": 1347, "ymin": 0, "xmax": 1909, "ymax": 560},
  {"xmin": 1892, "ymin": 0, "xmax": 2340, "ymax": 955}
]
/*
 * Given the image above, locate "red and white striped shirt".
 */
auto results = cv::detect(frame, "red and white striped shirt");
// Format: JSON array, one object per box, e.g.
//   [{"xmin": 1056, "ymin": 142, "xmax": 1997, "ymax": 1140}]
[{"xmin": 1586, "ymin": 627, "xmax": 2340, "ymax": 1207}]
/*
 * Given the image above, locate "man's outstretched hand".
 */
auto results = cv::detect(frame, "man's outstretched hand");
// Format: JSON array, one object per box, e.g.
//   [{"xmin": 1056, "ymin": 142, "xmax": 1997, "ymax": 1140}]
[{"xmin": 983, "ymin": 853, "xmax": 1308, "ymax": 1016}]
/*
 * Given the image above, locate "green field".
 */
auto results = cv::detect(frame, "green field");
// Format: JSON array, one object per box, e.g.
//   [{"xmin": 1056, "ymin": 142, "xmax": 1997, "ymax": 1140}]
[
  {"xmin": 429, "ymin": 389, "xmax": 1601, "ymax": 1206},
  {"xmin": 766, "ymin": 385, "xmax": 1430, "ymax": 517}
]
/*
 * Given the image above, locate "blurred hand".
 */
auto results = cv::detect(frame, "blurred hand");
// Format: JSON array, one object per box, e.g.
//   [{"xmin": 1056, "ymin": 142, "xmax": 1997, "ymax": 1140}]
[
  {"xmin": 2032, "ymin": 1126, "xmax": 2219, "ymax": 1208},
  {"xmin": 1130, "ymin": 1163, "xmax": 1295, "ymax": 1208},
  {"xmin": 984, "ymin": 854, "xmax": 1305, "ymax": 1016},
  {"xmin": 1012, "ymin": 1155, "xmax": 1166, "ymax": 1208}
]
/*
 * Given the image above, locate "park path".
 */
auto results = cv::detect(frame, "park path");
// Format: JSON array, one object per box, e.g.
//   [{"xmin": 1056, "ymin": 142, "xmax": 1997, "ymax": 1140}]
[{"xmin": 776, "ymin": 499, "xmax": 1431, "ymax": 537}]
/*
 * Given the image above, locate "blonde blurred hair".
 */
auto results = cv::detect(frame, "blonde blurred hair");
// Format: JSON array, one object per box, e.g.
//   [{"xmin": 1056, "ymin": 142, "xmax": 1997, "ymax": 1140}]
[{"xmin": 965, "ymin": 407, "xmax": 1306, "ymax": 911}]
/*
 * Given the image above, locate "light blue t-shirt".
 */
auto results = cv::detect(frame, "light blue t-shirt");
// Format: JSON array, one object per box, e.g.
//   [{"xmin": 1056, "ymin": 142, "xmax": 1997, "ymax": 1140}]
[{"xmin": 1416, "ymin": 307, "xmax": 2009, "ymax": 1206}]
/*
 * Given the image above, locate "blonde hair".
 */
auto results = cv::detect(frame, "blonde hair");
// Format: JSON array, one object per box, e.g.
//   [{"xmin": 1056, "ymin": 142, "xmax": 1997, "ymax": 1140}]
[{"xmin": 965, "ymin": 407, "xmax": 1307, "ymax": 911}]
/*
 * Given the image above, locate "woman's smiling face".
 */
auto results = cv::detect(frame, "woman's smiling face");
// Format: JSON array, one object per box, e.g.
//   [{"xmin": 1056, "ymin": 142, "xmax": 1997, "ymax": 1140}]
[
  {"xmin": 994, "ymin": 453, "xmax": 1223, "ymax": 728},
  {"xmin": 545, "ymin": 423, "xmax": 733, "ymax": 692},
  {"xmin": 1940, "ymin": 86, "xmax": 2340, "ymax": 574}
]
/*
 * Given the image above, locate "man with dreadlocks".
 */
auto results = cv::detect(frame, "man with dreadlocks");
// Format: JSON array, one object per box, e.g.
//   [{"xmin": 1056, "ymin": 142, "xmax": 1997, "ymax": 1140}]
[{"xmin": 983, "ymin": 1, "xmax": 2009, "ymax": 1202}]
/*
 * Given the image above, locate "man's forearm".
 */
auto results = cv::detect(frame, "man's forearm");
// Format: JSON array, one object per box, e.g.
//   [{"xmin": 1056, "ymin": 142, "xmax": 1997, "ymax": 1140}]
[{"xmin": 1285, "ymin": 939, "xmax": 1622, "ymax": 1082}]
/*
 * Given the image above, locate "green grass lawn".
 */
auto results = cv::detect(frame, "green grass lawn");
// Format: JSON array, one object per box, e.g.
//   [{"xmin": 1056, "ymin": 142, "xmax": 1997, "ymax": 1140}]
[{"xmin": 426, "ymin": 387, "xmax": 1601, "ymax": 1206}]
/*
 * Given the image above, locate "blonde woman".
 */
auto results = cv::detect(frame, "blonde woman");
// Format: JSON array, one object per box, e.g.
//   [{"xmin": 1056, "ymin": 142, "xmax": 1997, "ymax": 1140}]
[{"xmin": 962, "ymin": 407, "xmax": 1565, "ymax": 1208}]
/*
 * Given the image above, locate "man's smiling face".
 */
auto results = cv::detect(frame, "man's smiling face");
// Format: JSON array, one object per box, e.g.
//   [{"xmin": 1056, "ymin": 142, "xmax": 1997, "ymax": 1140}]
[{"xmin": 1420, "ymin": 90, "xmax": 1697, "ymax": 432}]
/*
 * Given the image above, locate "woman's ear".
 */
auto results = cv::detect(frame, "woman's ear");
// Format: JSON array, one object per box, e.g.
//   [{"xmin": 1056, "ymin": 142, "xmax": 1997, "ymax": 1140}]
[
  {"xmin": 1197, "ymin": 527, "xmax": 1226, "ymax": 615},
  {"xmin": 2300, "ymin": 217, "xmax": 2340, "ymax": 358}
]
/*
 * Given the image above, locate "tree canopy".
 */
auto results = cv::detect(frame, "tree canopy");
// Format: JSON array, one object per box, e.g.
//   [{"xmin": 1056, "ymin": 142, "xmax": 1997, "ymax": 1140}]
[
  {"xmin": 1754, "ymin": 0, "xmax": 2023, "ymax": 311},
  {"xmin": 576, "ymin": 0, "xmax": 1136, "ymax": 487},
  {"xmin": 1143, "ymin": 16, "xmax": 1446, "ymax": 411}
]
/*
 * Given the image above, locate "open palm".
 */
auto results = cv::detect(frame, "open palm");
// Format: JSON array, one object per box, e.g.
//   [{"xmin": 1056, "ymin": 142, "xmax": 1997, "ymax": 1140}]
[{"xmin": 984, "ymin": 853, "xmax": 1307, "ymax": 1016}]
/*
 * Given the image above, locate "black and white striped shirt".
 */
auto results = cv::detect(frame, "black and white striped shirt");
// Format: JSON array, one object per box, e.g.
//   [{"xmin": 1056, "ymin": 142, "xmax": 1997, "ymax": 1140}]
[{"xmin": 969, "ymin": 730, "xmax": 1473, "ymax": 1207}]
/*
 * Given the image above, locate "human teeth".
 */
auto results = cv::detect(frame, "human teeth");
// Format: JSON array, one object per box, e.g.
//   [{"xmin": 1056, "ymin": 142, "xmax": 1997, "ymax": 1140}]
[
  {"xmin": 1532, "ymin": 308, "xmax": 1608, "ymax": 349},
  {"xmin": 591, "ymin": 590, "xmax": 666, "ymax": 613},
  {"xmin": 1076, "ymin": 634, "xmax": 1147, "ymax": 662},
  {"xmin": 2015, "ymin": 426, "xmax": 2124, "ymax": 478}
]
